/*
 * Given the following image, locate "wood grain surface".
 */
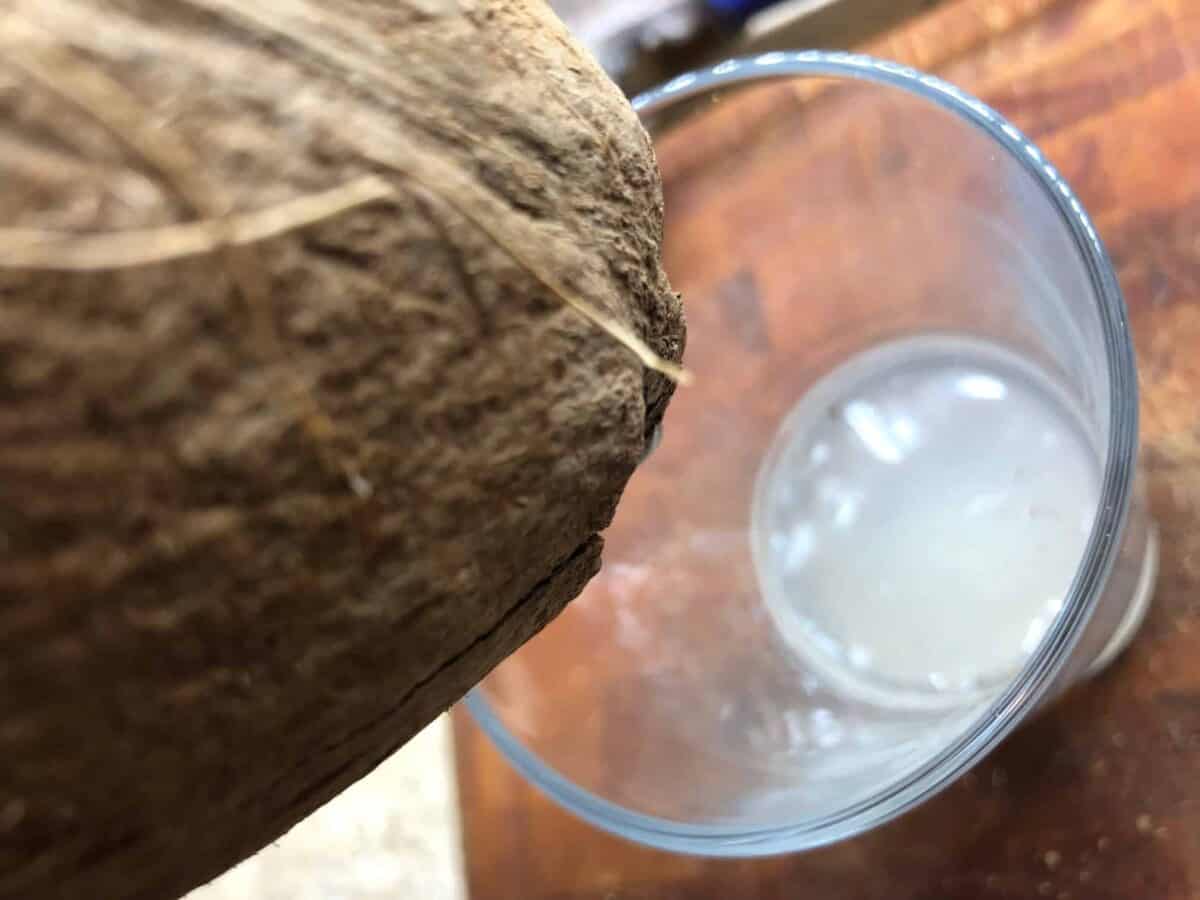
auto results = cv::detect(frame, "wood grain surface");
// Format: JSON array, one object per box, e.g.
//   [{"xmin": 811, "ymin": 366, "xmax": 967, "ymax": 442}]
[{"xmin": 454, "ymin": 0, "xmax": 1200, "ymax": 897}]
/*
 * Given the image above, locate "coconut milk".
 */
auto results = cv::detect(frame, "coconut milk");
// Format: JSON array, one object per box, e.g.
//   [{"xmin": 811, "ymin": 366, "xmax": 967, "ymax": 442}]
[{"xmin": 752, "ymin": 336, "xmax": 1100, "ymax": 708}]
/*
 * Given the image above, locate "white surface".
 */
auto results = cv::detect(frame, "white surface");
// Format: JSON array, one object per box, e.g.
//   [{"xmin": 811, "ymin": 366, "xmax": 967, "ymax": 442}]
[
  {"xmin": 188, "ymin": 715, "xmax": 466, "ymax": 900},
  {"xmin": 754, "ymin": 337, "xmax": 1100, "ymax": 707}
]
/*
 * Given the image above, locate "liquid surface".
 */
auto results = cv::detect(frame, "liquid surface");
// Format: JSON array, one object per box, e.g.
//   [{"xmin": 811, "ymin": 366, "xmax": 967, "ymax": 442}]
[{"xmin": 753, "ymin": 337, "xmax": 1099, "ymax": 705}]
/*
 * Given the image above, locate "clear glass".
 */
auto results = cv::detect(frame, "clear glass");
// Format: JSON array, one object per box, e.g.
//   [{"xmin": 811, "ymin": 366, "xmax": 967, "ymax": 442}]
[{"xmin": 466, "ymin": 53, "xmax": 1155, "ymax": 855}]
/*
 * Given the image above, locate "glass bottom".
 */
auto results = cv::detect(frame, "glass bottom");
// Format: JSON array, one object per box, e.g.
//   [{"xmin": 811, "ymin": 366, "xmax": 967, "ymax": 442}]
[{"xmin": 1085, "ymin": 522, "xmax": 1157, "ymax": 676}]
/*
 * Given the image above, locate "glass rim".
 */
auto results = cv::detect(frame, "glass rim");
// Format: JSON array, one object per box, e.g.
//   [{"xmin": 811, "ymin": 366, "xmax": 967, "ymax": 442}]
[{"xmin": 467, "ymin": 51, "xmax": 1140, "ymax": 855}]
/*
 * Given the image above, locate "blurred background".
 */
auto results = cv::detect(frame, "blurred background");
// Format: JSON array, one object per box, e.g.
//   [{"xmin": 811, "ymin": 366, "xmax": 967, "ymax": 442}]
[{"xmin": 551, "ymin": 0, "xmax": 939, "ymax": 95}]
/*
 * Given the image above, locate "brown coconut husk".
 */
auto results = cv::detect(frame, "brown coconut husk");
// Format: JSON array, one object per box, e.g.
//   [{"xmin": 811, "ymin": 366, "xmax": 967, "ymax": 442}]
[{"xmin": 0, "ymin": 2, "xmax": 685, "ymax": 897}]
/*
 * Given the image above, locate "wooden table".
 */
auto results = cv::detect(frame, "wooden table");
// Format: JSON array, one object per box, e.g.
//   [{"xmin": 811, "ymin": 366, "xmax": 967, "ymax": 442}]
[{"xmin": 454, "ymin": 0, "xmax": 1200, "ymax": 896}]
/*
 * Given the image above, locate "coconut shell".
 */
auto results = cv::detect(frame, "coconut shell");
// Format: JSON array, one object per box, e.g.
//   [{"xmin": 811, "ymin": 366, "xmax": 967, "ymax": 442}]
[{"xmin": 0, "ymin": 2, "xmax": 684, "ymax": 897}]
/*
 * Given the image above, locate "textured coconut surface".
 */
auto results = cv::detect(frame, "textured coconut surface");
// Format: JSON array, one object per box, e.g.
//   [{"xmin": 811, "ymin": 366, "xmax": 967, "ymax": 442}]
[{"xmin": 0, "ymin": 1, "xmax": 684, "ymax": 897}]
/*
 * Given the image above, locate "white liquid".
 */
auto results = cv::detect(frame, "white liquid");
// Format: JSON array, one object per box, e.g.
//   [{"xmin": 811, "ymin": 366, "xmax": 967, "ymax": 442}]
[{"xmin": 752, "ymin": 337, "xmax": 1100, "ymax": 708}]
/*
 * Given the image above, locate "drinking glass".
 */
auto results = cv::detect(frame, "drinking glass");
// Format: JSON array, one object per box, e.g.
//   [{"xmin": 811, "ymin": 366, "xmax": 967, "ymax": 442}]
[{"xmin": 466, "ymin": 52, "xmax": 1157, "ymax": 855}]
